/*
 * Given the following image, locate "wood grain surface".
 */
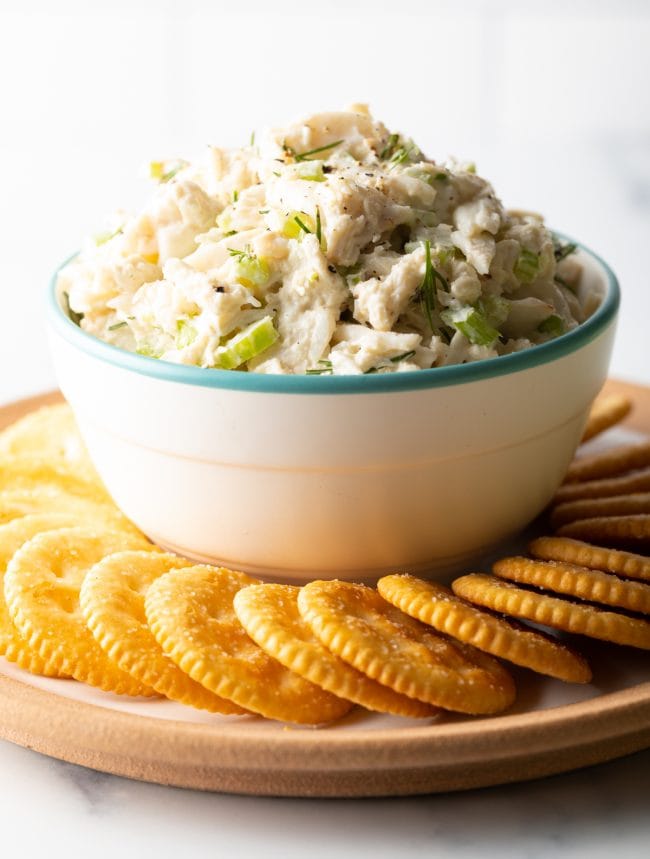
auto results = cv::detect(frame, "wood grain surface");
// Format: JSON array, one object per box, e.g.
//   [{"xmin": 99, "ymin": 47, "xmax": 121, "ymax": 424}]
[{"xmin": 0, "ymin": 382, "xmax": 649, "ymax": 797}]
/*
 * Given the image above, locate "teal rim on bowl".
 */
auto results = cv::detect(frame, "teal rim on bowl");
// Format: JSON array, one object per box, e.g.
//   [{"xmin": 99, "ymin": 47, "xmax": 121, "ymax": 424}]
[{"xmin": 47, "ymin": 235, "xmax": 619, "ymax": 396}]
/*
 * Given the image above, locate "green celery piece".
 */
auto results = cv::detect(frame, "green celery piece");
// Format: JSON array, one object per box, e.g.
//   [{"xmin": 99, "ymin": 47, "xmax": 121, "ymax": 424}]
[
  {"xmin": 282, "ymin": 211, "xmax": 316, "ymax": 239},
  {"xmin": 175, "ymin": 319, "xmax": 198, "ymax": 349},
  {"xmin": 94, "ymin": 226, "xmax": 122, "ymax": 246},
  {"xmin": 294, "ymin": 161, "xmax": 326, "ymax": 182},
  {"xmin": 231, "ymin": 251, "xmax": 270, "ymax": 292},
  {"xmin": 216, "ymin": 317, "xmax": 278, "ymax": 370},
  {"xmin": 478, "ymin": 295, "xmax": 510, "ymax": 327},
  {"xmin": 514, "ymin": 248, "xmax": 540, "ymax": 283},
  {"xmin": 537, "ymin": 314, "xmax": 565, "ymax": 337},
  {"xmin": 136, "ymin": 341, "xmax": 163, "ymax": 359},
  {"xmin": 440, "ymin": 306, "xmax": 500, "ymax": 346}
]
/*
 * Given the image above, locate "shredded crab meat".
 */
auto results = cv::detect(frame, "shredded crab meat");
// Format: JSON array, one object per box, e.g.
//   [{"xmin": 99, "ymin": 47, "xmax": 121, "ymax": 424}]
[{"xmin": 59, "ymin": 105, "xmax": 592, "ymax": 375}]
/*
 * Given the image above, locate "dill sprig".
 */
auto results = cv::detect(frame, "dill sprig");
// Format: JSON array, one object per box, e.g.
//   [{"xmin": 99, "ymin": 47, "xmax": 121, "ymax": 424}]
[
  {"xmin": 388, "ymin": 144, "xmax": 414, "ymax": 169},
  {"xmin": 419, "ymin": 240, "xmax": 448, "ymax": 332},
  {"xmin": 306, "ymin": 359, "xmax": 333, "ymax": 375},
  {"xmin": 390, "ymin": 350, "xmax": 415, "ymax": 363},
  {"xmin": 293, "ymin": 215, "xmax": 312, "ymax": 235},
  {"xmin": 380, "ymin": 133, "xmax": 399, "ymax": 159},
  {"xmin": 553, "ymin": 238, "xmax": 577, "ymax": 263},
  {"xmin": 294, "ymin": 140, "xmax": 343, "ymax": 162},
  {"xmin": 228, "ymin": 244, "xmax": 255, "ymax": 261}
]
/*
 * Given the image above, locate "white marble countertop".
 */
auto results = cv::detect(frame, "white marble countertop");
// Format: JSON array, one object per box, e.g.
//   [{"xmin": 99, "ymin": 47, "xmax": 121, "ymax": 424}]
[{"xmin": 1, "ymin": 736, "xmax": 649, "ymax": 858}]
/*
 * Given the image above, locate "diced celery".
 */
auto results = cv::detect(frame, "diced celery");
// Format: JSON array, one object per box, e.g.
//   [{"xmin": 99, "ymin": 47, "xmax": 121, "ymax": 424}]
[
  {"xmin": 478, "ymin": 295, "xmax": 510, "ymax": 327},
  {"xmin": 136, "ymin": 341, "xmax": 163, "ymax": 359},
  {"xmin": 228, "ymin": 247, "xmax": 271, "ymax": 292},
  {"xmin": 94, "ymin": 226, "xmax": 123, "ymax": 246},
  {"xmin": 282, "ymin": 211, "xmax": 316, "ymax": 239},
  {"xmin": 149, "ymin": 160, "xmax": 186, "ymax": 182},
  {"xmin": 440, "ymin": 306, "xmax": 500, "ymax": 346},
  {"xmin": 293, "ymin": 161, "xmax": 326, "ymax": 182},
  {"xmin": 514, "ymin": 248, "xmax": 540, "ymax": 283},
  {"xmin": 217, "ymin": 210, "xmax": 233, "ymax": 232},
  {"xmin": 537, "ymin": 314, "xmax": 565, "ymax": 337},
  {"xmin": 175, "ymin": 319, "xmax": 198, "ymax": 349},
  {"xmin": 434, "ymin": 246, "xmax": 455, "ymax": 267},
  {"xmin": 215, "ymin": 317, "xmax": 278, "ymax": 369}
]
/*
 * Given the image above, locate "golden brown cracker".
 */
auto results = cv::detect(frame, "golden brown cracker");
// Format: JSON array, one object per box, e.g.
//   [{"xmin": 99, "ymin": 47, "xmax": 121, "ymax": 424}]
[
  {"xmin": 0, "ymin": 404, "xmax": 97, "ymax": 481},
  {"xmin": 297, "ymin": 580, "xmax": 515, "ymax": 715},
  {"xmin": 530, "ymin": 535, "xmax": 650, "ymax": 582},
  {"xmin": 493, "ymin": 555, "xmax": 650, "ymax": 615},
  {"xmin": 4, "ymin": 526, "xmax": 157, "ymax": 695},
  {"xmin": 566, "ymin": 440, "xmax": 650, "ymax": 484},
  {"xmin": 377, "ymin": 574, "xmax": 591, "ymax": 683},
  {"xmin": 233, "ymin": 583, "xmax": 435, "ymax": 717},
  {"xmin": 0, "ymin": 514, "xmax": 83, "ymax": 676},
  {"xmin": 554, "ymin": 467, "xmax": 650, "ymax": 504},
  {"xmin": 581, "ymin": 394, "xmax": 632, "ymax": 443},
  {"xmin": 81, "ymin": 551, "xmax": 245, "ymax": 713},
  {"xmin": 558, "ymin": 514, "xmax": 650, "ymax": 544},
  {"xmin": 0, "ymin": 486, "xmax": 145, "ymax": 540},
  {"xmin": 452, "ymin": 574, "xmax": 650, "ymax": 649},
  {"xmin": 145, "ymin": 566, "xmax": 351, "ymax": 724},
  {"xmin": 0, "ymin": 455, "xmax": 110, "ymax": 502},
  {"xmin": 550, "ymin": 493, "xmax": 650, "ymax": 528}
]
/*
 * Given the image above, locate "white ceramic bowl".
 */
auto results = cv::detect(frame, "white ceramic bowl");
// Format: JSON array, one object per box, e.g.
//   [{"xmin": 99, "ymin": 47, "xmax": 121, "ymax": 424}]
[{"xmin": 47, "ymin": 240, "xmax": 619, "ymax": 582}]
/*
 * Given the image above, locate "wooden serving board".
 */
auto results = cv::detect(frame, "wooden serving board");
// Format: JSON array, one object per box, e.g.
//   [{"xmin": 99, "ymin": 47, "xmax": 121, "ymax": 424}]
[{"xmin": 1, "ymin": 382, "xmax": 649, "ymax": 797}]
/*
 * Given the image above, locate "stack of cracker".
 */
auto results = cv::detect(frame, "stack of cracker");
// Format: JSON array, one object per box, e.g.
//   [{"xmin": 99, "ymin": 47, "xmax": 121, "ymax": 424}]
[{"xmin": 0, "ymin": 393, "xmax": 648, "ymax": 726}]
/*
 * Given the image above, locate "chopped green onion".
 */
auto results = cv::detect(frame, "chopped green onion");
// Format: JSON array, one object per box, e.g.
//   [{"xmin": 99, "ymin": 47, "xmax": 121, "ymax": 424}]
[
  {"xmin": 390, "ymin": 351, "xmax": 416, "ymax": 363},
  {"xmin": 306, "ymin": 359, "xmax": 333, "ymax": 375},
  {"xmin": 465, "ymin": 162, "xmax": 476, "ymax": 174},
  {"xmin": 315, "ymin": 207, "xmax": 322, "ymax": 244},
  {"xmin": 215, "ymin": 317, "xmax": 278, "ymax": 370},
  {"xmin": 175, "ymin": 319, "xmax": 198, "ymax": 349},
  {"xmin": 233, "ymin": 190, "xmax": 239, "ymax": 203},
  {"xmin": 249, "ymin": 131, "xmax": 255, "ymax": 146},
  {"xmin": 440, "ymin": 306, "xmax": 500, "ymax": 346},
  {"xmin": 434, "ymin": 172, "xmax": 448, "ymax": 181},
  {"xmin": 224, "ymin": 229, "xmax": 238, "ymax": 237},
  {"xmin": 108, "ymin": 321, "xmax": 128, "ymax": 331},
  {"xmin": 294, "ymin": 139, "xmax": 344, "ymax": 162},
  {"xmin": 537, "ymin": 314, "xmax": 565, "ymax": 337},
  {"xmin": 62, "ymin": 291, "xmax": 84, "ymax": 326},
  {"xmin": 514, "ymin": 248, "xmax": 540, "ymax": 283}
]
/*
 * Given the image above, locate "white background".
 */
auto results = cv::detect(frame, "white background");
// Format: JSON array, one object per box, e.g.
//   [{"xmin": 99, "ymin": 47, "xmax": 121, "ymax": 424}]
[
  {"xmin": 1, "ymin": 0, "xmax": 649, "ymax": 402},
  {"xmin": 1, "ymin": 3, "xmax": 650, "ymax": 856}
]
